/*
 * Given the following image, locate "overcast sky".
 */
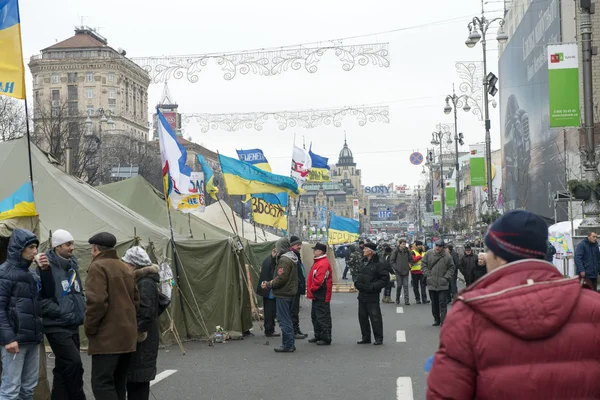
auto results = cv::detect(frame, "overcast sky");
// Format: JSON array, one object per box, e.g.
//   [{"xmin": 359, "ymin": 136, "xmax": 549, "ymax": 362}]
[{"xmin": 20, "ymin": 0, "xmax": 504, "ymax": 189}]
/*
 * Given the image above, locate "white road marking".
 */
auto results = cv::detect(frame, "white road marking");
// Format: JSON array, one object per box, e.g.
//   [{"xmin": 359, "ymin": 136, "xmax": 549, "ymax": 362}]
[
  {"xmin": 396, "ymin": 377, "xmax": 414, "ymax": 400},
  {"xmin": 396, "ymin": 330, "xmax": 406, "ymax": 342},
  {"xmin": 150, "ymin": 369, "xmax": 177, "ymax": 387},
  {"xmin": 396, "ymin": 307, "xmax": 404, "ymax": 314}
]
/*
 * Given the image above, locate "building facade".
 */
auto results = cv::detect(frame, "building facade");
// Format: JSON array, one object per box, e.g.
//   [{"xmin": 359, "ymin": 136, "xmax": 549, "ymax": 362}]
[{"xmin": 153, "ymin": 82, "xmax": 182, "ymax": 140}]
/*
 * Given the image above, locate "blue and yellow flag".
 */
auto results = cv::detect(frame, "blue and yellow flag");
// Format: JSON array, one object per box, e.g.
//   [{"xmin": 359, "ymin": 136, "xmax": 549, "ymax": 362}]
[
  {"xmin": 0, "ymin": 0, "xmax": 25, "ymax": 99},
  {"xmin": 0, "ymin": 182, "xmax": 37, "ymax": 221},
  {"xmin": 308, "ymin": 147, "xmax": 330, "ymax": 182},
  {"xmin": 196, "ymin": 154, "xmax": 219, "ymax": 201},
  {"xmin": 219, "ymin": 154, "xmax": 300, "ymax": 197},
  {"xmin": 236, "ymin": 149, "xmax": 272, "ymax": 172},
  {"xmin": 328, "ymin": 212, "xmax": 359, "ymax": 245}
]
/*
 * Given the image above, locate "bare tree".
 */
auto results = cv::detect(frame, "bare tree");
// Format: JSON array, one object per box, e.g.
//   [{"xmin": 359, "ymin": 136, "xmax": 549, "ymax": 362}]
[{"xmin": 0, "ymin": 97, "xmax": 26, "ymax": 141}]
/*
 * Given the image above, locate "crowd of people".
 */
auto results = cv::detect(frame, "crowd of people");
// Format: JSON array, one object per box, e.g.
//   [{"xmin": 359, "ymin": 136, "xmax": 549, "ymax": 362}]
[{"xmin": 0, "ymin": 228, "xmax": 166, "ymax": 400}]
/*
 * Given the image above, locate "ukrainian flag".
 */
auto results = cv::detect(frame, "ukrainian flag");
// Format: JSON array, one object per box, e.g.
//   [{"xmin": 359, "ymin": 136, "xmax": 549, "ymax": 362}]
[
  {"xmin": 0, "ymin": 0, "xmax": 25, "ymax": 99},
  {"xmin": 328, "ymin": 213, "xmax": 359, "ymax": 245},
  {"xmin": 0, "ymin": 182, "xmax": 37, "ymax": 221},
  {"xmin": 308, "ymin": 147, "xmax": 330, "ymax": 182},
  {"xmin": 196, "ymin": 154, "xmax": 219, "ymax": 201},
  {"xmin": 219, "ymin": 154, "xmax": 300, "ymax": 197},
  {"xmin": 236, "ymin": 149, "xmax": 271, "ymax": 172}
]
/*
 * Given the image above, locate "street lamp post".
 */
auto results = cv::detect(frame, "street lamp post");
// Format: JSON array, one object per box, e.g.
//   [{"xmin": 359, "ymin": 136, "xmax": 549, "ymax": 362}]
[
  {"xmin": 465, "ymin": 3, "xmax": 508, "ymax": 208},
  {"xmin": 444, "ymin": 84, "xmax": 468, "ymax": 227},
  {"xmin": 86, "ymin": 108, "xmax": 114, "ymax": 185},
  {"xmin": 431, "ymin": 128, "xmax": 453, "ymax": 231}
]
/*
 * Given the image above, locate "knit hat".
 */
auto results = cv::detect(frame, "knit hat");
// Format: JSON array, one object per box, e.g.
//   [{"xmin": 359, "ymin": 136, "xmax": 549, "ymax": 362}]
[
  {"xmin": 88, "ymin": 232, "xmax": 117, "ymax": 248},
  {"xmin": 289, "ymin": 236, "xmax": 302, "ymax": 247},
  {"xmin": 52, "ymin": 229, "xmax": 74, "ymax": 248},
  {"xmin": 484, "ymin": 210, "xmax": 548, "ymax": 263},
  {"xmin": 122, "ymin": 246, "xmax": 152, "ymax": 267}
]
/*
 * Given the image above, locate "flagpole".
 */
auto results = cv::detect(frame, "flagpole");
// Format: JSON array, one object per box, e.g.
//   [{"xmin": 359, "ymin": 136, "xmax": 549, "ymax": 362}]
[{"xmin": 24, "ymin": 96, "xmax": 34, "ymax": 191}]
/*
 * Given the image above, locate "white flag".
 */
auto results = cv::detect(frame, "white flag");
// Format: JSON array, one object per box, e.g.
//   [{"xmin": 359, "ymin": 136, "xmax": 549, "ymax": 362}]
[{"xmin": 291, "ymin": 146, "xmax": 312, "ymax": 187}]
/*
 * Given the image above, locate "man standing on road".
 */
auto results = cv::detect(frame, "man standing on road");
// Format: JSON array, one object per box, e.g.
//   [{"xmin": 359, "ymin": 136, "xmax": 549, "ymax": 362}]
[
  {"xmin": 445, "ymin": 244, "xmax": 460, "ymax": 302},
  {"xmin": 0, "ymin": 229, "xmax": 44, "ymax": 400},
  {"xmin": 289, "ymin": 236, "xmax": 308, "ymax": 339},
  {"xmin": 421, "ymin": 240, "xmax": 455, "ymax": 327},
  {"xmin": 458, "ymin": 244, "xmax": 477, "ymax": 286},
  {"xmin": 410, "ymin": 241, "xmax": 429, "ymax": 304},
  {"xmin": 427, "ymin": 210, "xmax": 600, "ymax": 399},
  {"xmin": 390, "ymin": 239, "xmax": 412, "ymax": 305},
  {"xmin": 262, "ymin": 237, "xmax": 298, "ymax": 353},
  {"xmin": 354, "ymin": 243, "xmax": 389, "ymax": 345},
  {"xmin": 256, "ymin": 248, "xmax": 280, "ymax": 337},
  {"xmin": 38, "ymin": 229, "xmax": 86, "ymax": 400},
  {"xmin": 574, "ymin": 231, "xmax": 600, "ymax": 291},
  {"xmin": 306, "ymin": 243, "xmax": 333, "ymax": 345},
  {"xmin": 85, "ymin": 232, "xmax": 139, "ymax": 400}
]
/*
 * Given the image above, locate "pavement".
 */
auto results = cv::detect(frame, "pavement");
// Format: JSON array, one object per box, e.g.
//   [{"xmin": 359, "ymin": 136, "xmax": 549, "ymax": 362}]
[{"xmin": 46, "ymin": 260, "xmax": 454, "ymax": 399}]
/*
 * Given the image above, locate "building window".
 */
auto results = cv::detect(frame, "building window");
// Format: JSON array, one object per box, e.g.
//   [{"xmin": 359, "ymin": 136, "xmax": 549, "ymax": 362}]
[
  {"xmin": 67, "ymin": 72, "xmax": 77, "ymax": 83},
  {"xmin": 51, "ymin": 89, "xmax": 60, "ymax": 102},
  {"xmin": 68, "ymin": 102, "xmax": 78, "ymax": 116},
  {"xmin": 67, "ymin": 85, "xmax": 78, "ymax": 101},
  {"xmin": 34, "ymin": 75, "xmax": 39, "ymax": 86},
  {"xmin": 86, "ymin": 88, "xmax": 94, "ymax": 99},
  {"xmin": 51, "ymin": 73, "xmax": 59, "ymax": 84},
  {"xmin": 108, "ymin": 88, "xmax": 116, "ymax": 99},
  {"xmin": 108, "ymin": 98, "xmax": 116, "ymax": 113},
  {"xmin": 85, "ymin": 72, "xmax": 93, "ymax": 82},
  {"xmin": 108, "ymin": 72, "xmax": 115, "ymax": 83}
]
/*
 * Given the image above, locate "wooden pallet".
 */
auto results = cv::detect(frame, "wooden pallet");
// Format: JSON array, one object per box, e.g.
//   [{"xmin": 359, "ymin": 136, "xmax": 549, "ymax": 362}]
[{"xmin": 333, "ymin": 283, "xmax": 357, "ymax": 293}]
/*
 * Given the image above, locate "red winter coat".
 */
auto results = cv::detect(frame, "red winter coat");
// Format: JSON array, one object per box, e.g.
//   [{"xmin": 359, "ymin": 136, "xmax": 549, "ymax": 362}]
[
  {"xmin": 306, "ymin": 256, "xmax": 333, "ymax": 303},
  {"xmin": 427, "ymin": 259, "xmax": 600, "ymax": 400}
]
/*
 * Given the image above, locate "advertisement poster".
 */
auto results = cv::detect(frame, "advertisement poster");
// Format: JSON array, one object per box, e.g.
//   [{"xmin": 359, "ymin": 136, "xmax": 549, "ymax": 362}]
[
  {"xmin": 547, "ymin": 43, "xmax": 580, "ymax": 128},
  {"xmin": 433, "ymin": 195, "xmax": 441, "ymax": 216},
  {"xmin": 445, "ymin": 181, "xmax": 456, "ymax": 207},
  {"xmin": 469, "ymin": 144, "xmax": 486, "ymax": 187}
]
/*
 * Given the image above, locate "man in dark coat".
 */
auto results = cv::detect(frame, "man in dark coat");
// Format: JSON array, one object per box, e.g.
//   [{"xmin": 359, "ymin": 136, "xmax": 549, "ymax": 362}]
[
  {"xmin": 459, "ymin": 244, "xmax": 477, "ymax": 285},
  {"xmin": 121, "ymin": 247, "xmax": 161, "ymax": 400},
  {"xmin": 38, "ymin": 229, "xmax": 86, "ymax": 400},
  {"xmin": 256, "ymin": 248, "xmax": 279, "ymax": 337},
  {"xmin": 0, "ymin": 229, "xmax": 44, "ymax": 399},
  {"xmin": 354, "ymin": 242, "xmax": 389, "ymax": 345},
  {"xmin": 575, "ymin": 231, "xmax": 600, "ymax": 290},
  {"xmin": 390, "ymin": 239, "xmax": 412, "ymax": 305},
  {"xmin": 421, "ymin": 240, "xmax": 455, "ymax": 327},
  {"xmin": 289, "ymin": 236, "xmax": 308, "ymax": 339},
  {"xmin": 445, "ymin": 244, "xmax": 461, "ymax": 302},
  {"xmin": 85, "ymin": 232, "xmax": 139, "ymax": 400}
]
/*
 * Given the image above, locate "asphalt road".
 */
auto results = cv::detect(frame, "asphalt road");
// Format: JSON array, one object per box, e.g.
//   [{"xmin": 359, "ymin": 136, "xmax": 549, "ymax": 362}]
[{"xmin": 46, "ymin": 260, "xmax": 452, "ymax": 399}]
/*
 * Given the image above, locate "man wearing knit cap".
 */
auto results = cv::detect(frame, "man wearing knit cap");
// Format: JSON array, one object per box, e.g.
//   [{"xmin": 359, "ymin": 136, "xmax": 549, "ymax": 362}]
[
  {"xmin": 289, "ymin": 236, "xmax": 308, "ymax": 339},
  {"xmin": 427, "ymin": 210, "xmax": 600, "ymax": 399},
  {"xmin": 85, "ymin": 232, "xmax": 139, "ymax": 399},
  {"xmin": 38, "ymin": 229, "xmax": 86, "ymax": 400}
]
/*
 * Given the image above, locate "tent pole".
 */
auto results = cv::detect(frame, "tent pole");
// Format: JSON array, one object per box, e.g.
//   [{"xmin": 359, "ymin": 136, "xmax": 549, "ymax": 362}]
[
  {"xmin": 24, "ymin": 98, "xmax": 34, "ymax": 193},
  {"xmin": 163, "ymin": 193, "xmax": 186, "ymax": 318}
]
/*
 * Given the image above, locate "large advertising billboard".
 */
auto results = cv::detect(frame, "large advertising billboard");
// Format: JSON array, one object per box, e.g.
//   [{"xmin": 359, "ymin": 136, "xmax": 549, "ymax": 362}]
[{"xmin": 499, "ymin": 0, "xmax": 562, "ymax": 220}]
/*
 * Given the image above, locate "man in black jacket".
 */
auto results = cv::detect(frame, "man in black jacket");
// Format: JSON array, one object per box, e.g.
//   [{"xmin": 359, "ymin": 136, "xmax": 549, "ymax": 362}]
[
  {"xmin": 289, "ymin": 236, "xmax": 308, "ymax": 339},
  {"xmin": 256, "ymin": 248, "xmax": 280, "ymax": 337},
  {"xmin": 445, "ymin": 244, "xmax": 461, "ymax": 302},
  {"xmin": 354, "ymin": 242, "xmax": 389, "ymax": 345},
  {"xmin": 38, "ymin": 229, "xmax": 86, "ymax": 400},
  {"xmin": 459, "ymin": 245, "xmax": 477, "ymax": 286}
]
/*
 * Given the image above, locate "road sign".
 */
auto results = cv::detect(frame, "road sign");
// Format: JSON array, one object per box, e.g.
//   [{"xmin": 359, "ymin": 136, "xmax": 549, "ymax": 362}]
[{"xmin": 409, "ymin": 152, "xmax": 424, "ymax": 165}]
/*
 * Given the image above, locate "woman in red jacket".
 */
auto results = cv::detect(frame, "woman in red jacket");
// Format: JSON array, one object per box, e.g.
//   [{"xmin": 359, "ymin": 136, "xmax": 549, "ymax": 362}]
[
  {"xmin": 306, "ymin": 243, "xmax": 333, "ymax": 345},
  {"xmin": 427, "ymin": 210, "xmax": 600, "ymax": 399}
]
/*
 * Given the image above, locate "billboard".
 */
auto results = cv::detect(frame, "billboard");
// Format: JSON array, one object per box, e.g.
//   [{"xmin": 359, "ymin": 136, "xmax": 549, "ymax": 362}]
[
  {"xmin": 368, "ymin": 197, "xmax": 408, "ymax": 222},
  {"xmin": 162, "ymin": 112, "xmax": 179, "ymax": 131},
  {"xmin": 499, "ymin": 0, "xmax": 563, "ymax": 219}
]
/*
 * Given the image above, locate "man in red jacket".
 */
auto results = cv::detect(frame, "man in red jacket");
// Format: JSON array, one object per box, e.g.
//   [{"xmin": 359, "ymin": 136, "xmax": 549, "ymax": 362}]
[
  {"xmin": 427, "ymin": 210, "xmax": 600, "ymax": 399},
  {"xmin": 306, "ymin": 243, "xmax": 333, "ymax": 346}
]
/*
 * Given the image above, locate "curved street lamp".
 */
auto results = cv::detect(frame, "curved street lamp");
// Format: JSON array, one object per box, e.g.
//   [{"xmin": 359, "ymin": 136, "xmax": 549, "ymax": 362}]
[{"xmin": 431, "ymin": 128, "xmax": 453, "ymax": 231}]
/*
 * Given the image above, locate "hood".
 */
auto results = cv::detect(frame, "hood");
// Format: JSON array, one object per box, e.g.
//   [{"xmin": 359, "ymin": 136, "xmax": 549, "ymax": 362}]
[
  {"xmin": 134, "ymin": 264, "xmax": 160, "ymax": 282},
  {"xmin": 457, "ymin": 259, "xmax": 582, "ymax": 340},
  {"xmin": 7, "ymin": 228, "xmax": 39, "ymax": 268},
  {"xmin": 276, "ymin": 237, "xmax": 291, "ymax": 256},
  {"xmin": 46, "ymin": 249, "xmax": 79, "ymax": 271},
  {"xmin": 281, "ymin": 251, "xmax": 298, "ymax": 264}
]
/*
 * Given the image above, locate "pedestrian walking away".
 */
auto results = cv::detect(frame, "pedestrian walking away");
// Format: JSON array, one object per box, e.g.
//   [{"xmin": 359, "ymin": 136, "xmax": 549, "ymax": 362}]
[
  {"xmin": 262, "ymin": 237, "xmax": 298, "ymax": 353},
  {"xmin": 122, "ymin": 247, "xmax": 162, "ymax": 400},
  {"xmin": 289, "ymin": 236, "xmax": 308, "ymax": 339},
  {"xmin": 256, "ymin": 248, "xmax": 279, "ymax": 337},
  {"xmin": 353, "ymin": 242, "xmax": 389, "ymax": 345},
  {"xmin": 427, "ymin": 210, "xmax": 600, "ymax": 399},
  {"xmin": 306, "ymin": 243, "xmax": 333, "ymax": 345},
  {"xmin": 421, "ymin": 240, "xmax": 455, "ymax": 327},
  {"xmin": 458, "ymin": 244, "xmax": 477, "ymax": 286},
  {"xmin": 85, "ymin": 232, "xmax": 139, "ymax": 400},
  {"xmin": 0, "ymin": 229, "xmax": 44, "ymax": 400},
  {"xmin": 390, "ymin": 239, "xmax": 412, "ymax": 305},
  {"xmin": 410, "ymin": 241, "xmax": 429, "ymax": 304},
  {"xmin": 38, "ymin": 229, "xmax": 86, "ymax": 400},
  {"xmin": 574, "ymin": 231, "xmax": 600, "ymax": 291},
  {"xmin": 445, "ymin": 244, "xmax": 460, "ymax": 302}
]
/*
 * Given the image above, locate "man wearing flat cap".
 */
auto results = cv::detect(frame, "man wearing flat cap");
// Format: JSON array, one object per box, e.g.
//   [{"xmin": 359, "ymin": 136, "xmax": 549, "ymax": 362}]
[
  {"xmin": 85, "ymin": 232, "xmax": 139, "ymax": 400},
  {"xmin": 306, "ymin": 243, "xmax": 333, "ymax": 345},
  {"xmin": 421, "ymin": 239, "xmax": 455, "ymax": 327}
]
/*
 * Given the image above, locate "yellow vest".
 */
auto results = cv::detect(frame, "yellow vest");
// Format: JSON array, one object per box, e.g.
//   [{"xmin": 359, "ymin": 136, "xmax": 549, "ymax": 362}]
[{"xmin": 411, "ymin": 250, "xmax": 424, "ymax": 272}]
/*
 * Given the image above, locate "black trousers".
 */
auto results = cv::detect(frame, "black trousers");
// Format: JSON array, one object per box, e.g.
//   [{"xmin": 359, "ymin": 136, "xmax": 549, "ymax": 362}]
[
  {"xmin": 292, "ymin": 293, "xmax": 301, "ymax": 333},
  {"xmin": 46, "ymin": 331, "xmax": 86, "ymax": 400},
  {"xmin": 311, "ymin": 300, "xmax": 332, "ymax": 342},
  {"xmin": 411, "ymin": 274, "xmax": 428, "ymax": 302},
  {"xmin": 263, "ymin": 297, "xmax": 277, "ymax": 333},
  {"xmin": 590, "ymin": 278, "xmax": 598, "ymax": 292},
  {"xmin": 358, "ymin": 300, "xmax": 383, "ymax": 342},
  {"xmin": 91, "ymin": 353, "xmax": 132, "ymax": 400},
  {"xmin": 430, "ymin": 290, "xmax": 449, "ymax": 324},
  {"xmin": 342, "ymin": 264, "xmax": 350, "ymax": 279},
  {"xmin": 126, "ymin": 381, "xmax": 150, "ymax": 400}
]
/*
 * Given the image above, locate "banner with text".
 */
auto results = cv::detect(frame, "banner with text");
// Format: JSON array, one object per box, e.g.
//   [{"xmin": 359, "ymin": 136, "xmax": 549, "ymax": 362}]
[
  {"xmin": 469, "ymin": 144, "xmax": 486, "ymax": 187},
  {"xmin": 251, "ymin": 193, "xmax": 288, "ymax": 229},
  {"xmin": 433, "ymin": 195, "xmax": 441, "ymax": 216},
  {"xmin": 548, "ymin": 43, "xmax": 580, "ymax": 128},
  {"xmin": 445, "ymin": 181, "xmax": 456, "ymax": 207},
  {"xmin": 171, "ymin": 172, "xmax": 206, "ymax": 213}
]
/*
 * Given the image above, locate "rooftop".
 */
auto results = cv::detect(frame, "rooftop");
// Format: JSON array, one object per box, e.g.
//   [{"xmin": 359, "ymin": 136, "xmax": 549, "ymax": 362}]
[{"xmin": 43, "ymin": 26, "xmax": 109, "ymax": 52}]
